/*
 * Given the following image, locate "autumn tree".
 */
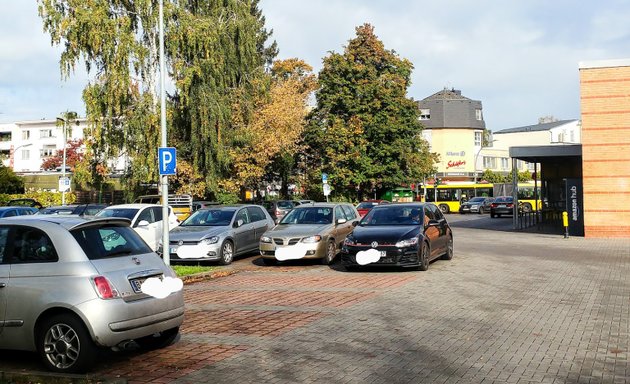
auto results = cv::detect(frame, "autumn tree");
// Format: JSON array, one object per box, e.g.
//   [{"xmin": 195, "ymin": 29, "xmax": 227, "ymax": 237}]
[
  {"xmin": 305, "ymin": 24, "xmax": 438, "ymax": 200},
  {"xmin": 226, "ymin": 59, "xmax": 316, "ymax": 199},
  {"xmin": 41, "ymin": 139, "xmax": 84, "ymax": 171}
]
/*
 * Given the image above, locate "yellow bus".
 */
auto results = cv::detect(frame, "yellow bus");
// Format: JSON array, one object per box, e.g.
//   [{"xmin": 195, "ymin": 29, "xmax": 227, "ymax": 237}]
[{"xmin": 420, "ymin": 182, "xmax": 541, "ymax": 214}]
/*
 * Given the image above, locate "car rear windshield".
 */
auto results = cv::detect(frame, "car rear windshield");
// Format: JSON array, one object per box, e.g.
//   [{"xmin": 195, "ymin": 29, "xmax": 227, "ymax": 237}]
[
  {"xmin": 495, "ymin": 197, "xmax": 513, "ymax": 203},
  {"xmin": 276, "ymin": 201, "xmax": 295, "ymax": 209},
  {"xmin": 95, "ymin": 208, "xmax": 138, "ymax": 220},
  {"xmin": 356, "ymin": 202, "xmax": 376, "ymax": 209},
  {"xmin": 467, "ymin": 197, "xmax": 486, "ymax": 203},
  {"xmin": 71, "ymin": 225, "xmax": 152, "ymax": 259}
]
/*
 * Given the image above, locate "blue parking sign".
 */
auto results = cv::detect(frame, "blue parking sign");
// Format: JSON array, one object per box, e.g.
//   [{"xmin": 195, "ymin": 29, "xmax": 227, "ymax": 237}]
[{"xmin": 158, "ymin": 147, "xmax": 177, "ymax": 175}]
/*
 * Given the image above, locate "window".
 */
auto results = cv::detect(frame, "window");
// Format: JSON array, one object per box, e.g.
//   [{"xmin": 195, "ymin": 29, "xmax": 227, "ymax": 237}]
[
  {"xmin": 235, "ymin": 208, "xmax": 249, "ymax": 225},
  {"xmin": 335, "ymin": 205, "xmax": 347, "ymax": 221},
  {"xmin": 483, "ymin": 156, "xmax": 496, "ymax": 169},
  {"xmin": 0, "ymin": 227, "xmax": 8, "ymax": 263},
  {"xmin": 419, "ymin": 109, "xmax": 430, "ymax": 120},
  {"xmin": 10, "ymin": 227, "xmax": 58, "ymax": 263},
  {"xmin": 136, "ymin": 208, "xmax": 155, "ymax": 225},
  {"xmin": 41, "ymin": 144, "xmax": 56, "ymax": 158},
  {"xmin": 0, "ymin": 132, "xmax": 11, "ymax": 142},
  {"xmin": 474, "ymin": 131, "xmax": 482, "ymax": 146},
  {"xmin": 341, "ymin": 204, "xmax": 357, "ymax": 220},
  {"xmin": 475, "ymin": 109, "xmax": 483, "ymax": 121},
  {"xmin": 21, "ymin": 149, "xmax": 30, "ymax": 160},
  {"xmin": 501, "ymin": 158, "xmax": 509, "ymax": 170},
  {"xmin": 22, "ymin": 130, "xmax": 30, "ymax": 140},
  {"xmin": 247, "ymin": 206, "xmax": 266, "ymax": 222},
  {"xmin": 40, "ymin": 129, "xmax": 53, "ymax": 139},
  {"xmin": 72, "ymin": 225, "xmax": 152, "ymax": 259}
]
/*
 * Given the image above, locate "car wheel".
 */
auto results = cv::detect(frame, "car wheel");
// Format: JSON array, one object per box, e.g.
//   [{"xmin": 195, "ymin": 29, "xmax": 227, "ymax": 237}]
[
  {"xmin": 322, "ymin": 241, "xmax": 336, "ymax": 265},
  {"xmin": 438, "ymin": 204, "xmax": 449, "ymax": 214},
  {"xmin": 37, "ymin": 314, "xmax": 98, "ymax": 373},
  {"xmin": 417, "ymin": 242, "xmax": 430, "ymax": 271},
  {"xmin": 521, "ymin": 203, "xmax": 532, "ymax": 213},
  {"xmin": 441, "ymin": 236, "xmax": 454, "ymax": 260},
  {"xmin": 219, "ymin": 240, "xmax": 234, "ymax": 265},
  {"xmin": 135, "ymin": 327, "xmax": 179, "ymax": 350},
  {"xmin": 478, "ymin": 207, "xmax": 485, "ymax": 214},
  {"xmin": 262, "ymin": 258, "xmax": 277, "ymax": 266}
]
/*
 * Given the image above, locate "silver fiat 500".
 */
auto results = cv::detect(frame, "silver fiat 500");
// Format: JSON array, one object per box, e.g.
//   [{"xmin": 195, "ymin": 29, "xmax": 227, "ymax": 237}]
[{"xmin": 0, "ymin": 216, "xmax": 184, "ymax": 373}]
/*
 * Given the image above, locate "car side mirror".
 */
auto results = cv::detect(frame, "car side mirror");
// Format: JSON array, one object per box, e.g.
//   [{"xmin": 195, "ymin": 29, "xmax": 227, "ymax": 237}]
[
  {"xmin": 352, "ymin": 221, "xmax": 359, "ymax": 227},
  {"xmin": 234, "ymin": 219, "xmax": 244, "ymax": 228},
  {"xmin": 336, "ymin": 218, "xmax": 347, "ymax": 225},
  {"xmin": 136, "ymin": 220, "xmax": 150, "ymax": 227}
]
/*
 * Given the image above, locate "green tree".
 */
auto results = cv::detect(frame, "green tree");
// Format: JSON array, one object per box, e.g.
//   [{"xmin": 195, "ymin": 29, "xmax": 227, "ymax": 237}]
[
  {"xmin": 0, "ymin": 165, "xmax": 24, "ymax": 194},
  {"xmin": 168, "ymin": 0, "xmax": 277, "ymax": 199},
  {"xmin": 305, "ymin": 24, "xmax": 437, "ymax": 200}
]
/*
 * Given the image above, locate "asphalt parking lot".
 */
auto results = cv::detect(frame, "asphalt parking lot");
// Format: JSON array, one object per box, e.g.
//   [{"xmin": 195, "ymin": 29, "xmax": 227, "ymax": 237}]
[{"xmin": 2, "ymin": 213, "xmax": 630, "ymax": 383}]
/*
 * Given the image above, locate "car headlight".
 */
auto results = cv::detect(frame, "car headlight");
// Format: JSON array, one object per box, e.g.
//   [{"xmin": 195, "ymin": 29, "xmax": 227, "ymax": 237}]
[
  {"xmin": 343, "ymin": 236, "xmax": 356, "ymax": 246},
  {"xmin": 395, "ymin": 237, "xmax": 418, "ymax": 248},
  {"xmin": 201, "ymin": 236, "xmax": 219, "ymax": 245},
  {"xmin": 260, "ymin": 235, "xmax": 272, "ymax": 243},
  {"xmin": 301, "ymin": 235, "xmax": 322, "ymax": 243}
]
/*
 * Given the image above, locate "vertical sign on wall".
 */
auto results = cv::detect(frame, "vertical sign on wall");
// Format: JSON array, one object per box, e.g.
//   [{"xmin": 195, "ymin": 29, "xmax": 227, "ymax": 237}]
[{"xmin": 565, "ymin": 178, "xmax": 584, "ymax": 237}]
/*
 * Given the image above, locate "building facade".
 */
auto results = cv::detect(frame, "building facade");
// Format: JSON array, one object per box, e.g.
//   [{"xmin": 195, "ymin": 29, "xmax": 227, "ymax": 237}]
[{"xmin": 579, "ymin": 58, "xmax": 630, "ymax": 238}]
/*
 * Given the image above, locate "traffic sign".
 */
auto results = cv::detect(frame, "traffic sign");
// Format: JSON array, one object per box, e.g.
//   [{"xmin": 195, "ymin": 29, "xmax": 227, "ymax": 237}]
[
  {"xmin": 323, "ymin": 183, "xmax": 331, "ymax": 196},
  {"xmin": 322, "ymin": 173, "xmax": 328, "ymax": 183},
  {"xmin": 158, "ymin": 147, "xmax": 177, "ymax": 175},
  {"xmin": 58, "ymin": 177, "xmax": 71, "ymax": 192}
]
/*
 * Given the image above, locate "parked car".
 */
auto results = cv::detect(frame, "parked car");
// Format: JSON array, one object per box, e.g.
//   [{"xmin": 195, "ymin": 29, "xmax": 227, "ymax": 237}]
[
  {"xmin": 294, "ymin": 200, "xmax": 316, "ymax": 206},
  {"xmin": 262, "ymin": 200, "xmax": 296, "ymax": 224},
  {"xmin": 134, "ymin": 194, "xmax": 193, "ymax": 222},
  {"xmin": 37, "ymin": 203, "xmax": 108, "ymax": 217},
  {"xmin": 95, "ymin": 204, "xmax": 179, "ymax": 251},
  {"xmin": 0, "ymin": 215, "xmax": 184, "ymax": 373},
  {"xmin": 458, "ymin": 197, "xmax": 495, "ymax": 214},
  {"xmin": 259, "ymin": 202, "xmax": 360, "ymax": 265},
  {"xmin": 490, "ymin": 196, "xmax": 516, "ymax": 218},
  {"xmin": 0, "ymin": 206, "xmax": 39, "ymax": 218},
  {"xmin": 162, "ymin": 205, "xmax": 275, "ymax": 265},
  {"xmin": 356, "ymin": 199, "xmax": 390, "ymax": 217},
  {"xmin": 341, "ymin": 203, "xmax": 453, "ymax": 271},
  {"xmin": 191, "ymin": 200, "xmax": 220, "ymax": 211},
  {"xmin": 6, "ymin": 198, "xmax": 43, "ymax": 209}
]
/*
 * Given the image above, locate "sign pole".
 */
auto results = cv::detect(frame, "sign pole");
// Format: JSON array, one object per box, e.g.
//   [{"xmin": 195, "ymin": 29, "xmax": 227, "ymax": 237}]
[{"xmin": 159, "ymin": 0, "xmax": 170, "ymax": 266}]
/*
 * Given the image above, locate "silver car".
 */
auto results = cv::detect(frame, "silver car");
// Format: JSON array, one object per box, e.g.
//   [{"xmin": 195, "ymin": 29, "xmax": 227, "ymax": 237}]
[
  {"xmin": 0, "ymin": 216, "xmax": 185, "ymax": 373},
  {"xmin": 259, "ymin": 202, "xmax": 360, "ymax": 265},
  {"xmin": 162, "ymin": 205, "xmax": 275, "ymax": 265}
]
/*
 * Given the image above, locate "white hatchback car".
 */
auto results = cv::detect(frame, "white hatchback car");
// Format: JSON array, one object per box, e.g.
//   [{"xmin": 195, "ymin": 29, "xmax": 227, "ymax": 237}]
[
  {"xmin": 95, "ymin": 204, "xmax": 180, "ymax": 251},
  {"xmin": 0, "ymin": 216, "xmax": 184, "ymax": 373}
]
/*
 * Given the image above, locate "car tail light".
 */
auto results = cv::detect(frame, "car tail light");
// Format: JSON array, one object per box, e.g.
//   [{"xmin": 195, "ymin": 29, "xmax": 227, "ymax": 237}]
[{"xmin": 92, "ymin": 276, "xmax": 119, "ymax": 299}]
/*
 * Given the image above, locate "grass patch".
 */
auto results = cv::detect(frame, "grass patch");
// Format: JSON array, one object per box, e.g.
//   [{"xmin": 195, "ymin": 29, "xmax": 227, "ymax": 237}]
[{"xmin": 171, "ymin": 265, "xmax": 216, "ymax": 277}]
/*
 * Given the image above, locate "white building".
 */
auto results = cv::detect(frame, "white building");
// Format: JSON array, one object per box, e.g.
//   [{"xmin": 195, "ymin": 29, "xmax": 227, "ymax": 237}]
[{"xmin": 0, "ymin": 119, "xmax": 126, "ymax": 175}]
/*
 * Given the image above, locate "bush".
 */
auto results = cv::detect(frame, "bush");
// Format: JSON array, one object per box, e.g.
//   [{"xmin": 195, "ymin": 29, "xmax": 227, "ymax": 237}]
[{"xmin": 0, "ymin": 191, "xmax": 77, "ymax": 207}]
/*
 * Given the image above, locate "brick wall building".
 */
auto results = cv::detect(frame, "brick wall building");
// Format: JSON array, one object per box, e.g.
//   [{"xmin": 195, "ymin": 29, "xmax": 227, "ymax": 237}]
[{"xmin": 579, "ymin": 59, "xmax": 630, "ymax": 238}]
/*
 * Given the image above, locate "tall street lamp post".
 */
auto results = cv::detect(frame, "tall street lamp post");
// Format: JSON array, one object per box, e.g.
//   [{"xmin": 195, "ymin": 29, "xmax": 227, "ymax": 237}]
[{"xmin": 56, "ymin": 117, "xmax": 68, "ymax": 205}]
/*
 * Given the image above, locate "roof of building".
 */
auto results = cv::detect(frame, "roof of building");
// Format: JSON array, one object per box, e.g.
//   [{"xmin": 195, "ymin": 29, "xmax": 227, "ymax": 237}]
[
  {"xmin": 494, "ymin": 120, "xmax": 578, "ymax": 134},
  {"xmin": 421, "ymin": 88, "xmax": 472, "ymax": 102}
]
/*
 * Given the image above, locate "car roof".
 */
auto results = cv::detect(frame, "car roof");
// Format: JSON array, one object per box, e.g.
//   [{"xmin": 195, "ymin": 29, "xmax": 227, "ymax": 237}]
[
  {"xmin": 101, "ymin": 203, "xmax": 161, "ymax": 209},
  {"xmin": 1, "ymin": 215, "xmax": 131, "ymax": 230}
]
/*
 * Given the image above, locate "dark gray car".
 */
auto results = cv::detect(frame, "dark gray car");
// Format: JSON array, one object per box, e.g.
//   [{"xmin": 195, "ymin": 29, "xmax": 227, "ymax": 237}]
[{"xmin": 162, "ymin": 205, "xmax": 275, "ymax": 265}]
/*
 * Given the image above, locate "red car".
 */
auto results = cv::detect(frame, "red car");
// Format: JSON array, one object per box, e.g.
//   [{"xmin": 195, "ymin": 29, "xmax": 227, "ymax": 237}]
[{"xmin": 356, "ymin": 199, "xmax": 390, "ymax": 217}]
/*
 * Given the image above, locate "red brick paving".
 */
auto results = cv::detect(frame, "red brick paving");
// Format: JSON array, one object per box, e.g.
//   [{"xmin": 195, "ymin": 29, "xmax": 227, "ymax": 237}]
[
  {"xmin": 196, "ymin": 273, "xmax": 417, "ymax": 289},
  {"xmin": 185, "ymin": 289, "xmax": 377, "ymax": 308},
  {"xmin": 182, "ymin": 308, "xmax": 329, "ymax": 337},
  {"xmin": 97, "ymin": 341, "xmax": 248, "ymax": 383}
]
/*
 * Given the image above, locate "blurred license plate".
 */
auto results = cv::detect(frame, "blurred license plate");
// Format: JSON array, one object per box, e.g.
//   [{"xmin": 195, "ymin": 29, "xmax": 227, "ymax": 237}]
[
  {"xmin": 129, "ymin": 274, "xmax": 162, "ymax": 293},
  {"xmin": 498, "ymin": 204, "xmax": 506, "ymax": 208}
]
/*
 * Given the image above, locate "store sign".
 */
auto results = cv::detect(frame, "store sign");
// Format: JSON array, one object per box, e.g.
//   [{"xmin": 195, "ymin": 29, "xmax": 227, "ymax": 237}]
[
  {"xmin": 446, "ymin": 160, "xmax": 466, "ymax": 169},
  {"xmin": 446, "ymin": 151, "xmax": 466, "ymax": 157}
]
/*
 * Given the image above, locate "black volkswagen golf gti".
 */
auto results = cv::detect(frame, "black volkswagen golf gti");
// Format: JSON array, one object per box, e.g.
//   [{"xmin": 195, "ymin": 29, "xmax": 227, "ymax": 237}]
[{"xmin": 341, "ymin": 203, "xmax": 453, "ymax": 271}]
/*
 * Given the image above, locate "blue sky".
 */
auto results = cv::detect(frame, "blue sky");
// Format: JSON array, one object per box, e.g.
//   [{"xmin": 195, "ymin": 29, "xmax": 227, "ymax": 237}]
[{"xmin": 1, "ymin": 1, "xmax": 629, "ymax": 131}]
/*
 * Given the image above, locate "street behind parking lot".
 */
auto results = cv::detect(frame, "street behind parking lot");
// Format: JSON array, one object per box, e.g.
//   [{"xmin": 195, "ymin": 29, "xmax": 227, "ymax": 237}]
[{"xmin": 2, "ymin": 214, "xmax": 630, "ymax": 383}]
